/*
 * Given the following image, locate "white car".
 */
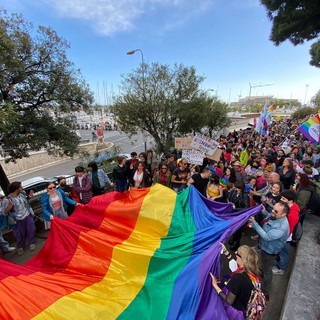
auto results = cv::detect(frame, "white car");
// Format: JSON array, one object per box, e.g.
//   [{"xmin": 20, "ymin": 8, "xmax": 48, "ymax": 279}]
[
  {"xmin": 21, "ymin": 176, "xmax": 57, "ymax": 197},
  {"xmin": 0, "ymin": 177, "xmax": 56, "ymax": 198}
]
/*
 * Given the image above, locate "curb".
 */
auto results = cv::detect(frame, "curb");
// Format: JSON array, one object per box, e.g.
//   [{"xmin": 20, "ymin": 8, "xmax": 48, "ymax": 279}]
[{"xmin": 281, "ymin": 214, "xmax": 320, "ymax": 320}]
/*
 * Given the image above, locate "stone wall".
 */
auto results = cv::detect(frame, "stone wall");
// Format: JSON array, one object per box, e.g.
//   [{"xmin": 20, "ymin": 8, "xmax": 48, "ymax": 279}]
[{"xmin": 0, "ymin": 143, "xmax": 97, "ymax": 176}]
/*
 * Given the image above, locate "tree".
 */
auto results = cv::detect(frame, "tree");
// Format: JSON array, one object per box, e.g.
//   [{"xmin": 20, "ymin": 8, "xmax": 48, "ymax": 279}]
[
  {"xmin": 0, "ymin": 10, "xmax": 94, "ymax": 161},
  {"xmin": 292, "ymin": 106, "xmax": 318, "ymax": 119},
  {"xmin": 311, "ymin": 89, "xmax": 320, "ymax": 107},
  {"xmin": 112, "ymin": 62, "xmax": 229, "ymax": 153},
  {"xmin": 204, "ymin": 98, "xmax": 231, "ymax": 138},
  {"xmin": 176, "ymin": 95, "xmax": 231, "ymax": 138},
  {"xmin": 261, "ymin": 0, "xmax": 320, "ymax": 67},
  {"xmin": 310, "ymin": 41, "xmax": 320, "ymax": 67}
]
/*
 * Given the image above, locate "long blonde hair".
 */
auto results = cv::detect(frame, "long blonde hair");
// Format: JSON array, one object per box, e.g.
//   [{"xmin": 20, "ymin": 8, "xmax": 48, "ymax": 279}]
[{"xmin": 237, "ymin": 245, "xmax": 260, "ymax": 275}]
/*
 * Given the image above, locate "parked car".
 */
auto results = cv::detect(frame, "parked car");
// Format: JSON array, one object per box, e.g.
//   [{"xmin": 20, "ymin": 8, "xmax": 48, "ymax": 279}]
[
  {"xmin": 0, "ymin": 176, "xmax": 56, "ymax": 198},
  {"xmin": 21, "ymin": 176, "xmax": 57, "ymax": 197}
]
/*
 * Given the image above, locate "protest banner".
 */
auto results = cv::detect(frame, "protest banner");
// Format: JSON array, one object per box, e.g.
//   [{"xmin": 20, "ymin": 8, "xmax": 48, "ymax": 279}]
[
  {"xmin": 190, "ymin": 133, "xmax": 219, "ymax": 156},
  {"xmin": 182, "ymin": 149, "xmax": 204, "ymax": 165}
]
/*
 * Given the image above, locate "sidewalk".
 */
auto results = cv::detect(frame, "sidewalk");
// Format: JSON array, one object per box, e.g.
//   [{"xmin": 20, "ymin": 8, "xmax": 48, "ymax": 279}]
[
  {"xmin": 281, "ymin": 214, "xmax": 320, "ymax": 320},
  {"xmin": 3, "ymin": 229, "xmax": 48, "ymax": 265}
]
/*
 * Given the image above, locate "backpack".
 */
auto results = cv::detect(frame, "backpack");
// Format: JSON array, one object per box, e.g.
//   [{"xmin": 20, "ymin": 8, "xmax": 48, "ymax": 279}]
[{"xmin": 245, "ymin": 278, "xmax": 267, "ymax": 320}]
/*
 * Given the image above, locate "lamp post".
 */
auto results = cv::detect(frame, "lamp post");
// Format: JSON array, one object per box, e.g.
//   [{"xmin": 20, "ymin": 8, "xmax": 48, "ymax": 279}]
[
  {"xmin": 127, "ymin": 48, "xmax": 147, "ymax": 153},
  {"xmin": 127, "ymin": 49, "xmax": 144, "ymax": 66}
]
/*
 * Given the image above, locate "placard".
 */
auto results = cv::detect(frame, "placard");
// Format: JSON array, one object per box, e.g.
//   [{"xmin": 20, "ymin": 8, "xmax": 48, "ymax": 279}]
[
  {"xmin": 175, "ymin": 137, "xmax": 193, "ymax": 150},
  {"xmin": 182, "ymin": 149, "xmax": 205, "ymax": 165},
  {"xmin": 205, "ymin": 148, "xmax": 223, "ymax": 162},
  {"xmin": 190, "ymin": 133, "xmax": 219, "ymax": 156}
]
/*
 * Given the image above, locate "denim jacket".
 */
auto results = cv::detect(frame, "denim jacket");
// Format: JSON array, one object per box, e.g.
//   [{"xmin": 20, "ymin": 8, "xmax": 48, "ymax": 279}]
[
  {"xmin": 41, "ymin": 188, "xmax": 77, "ymax": 221},
  {"xmin": 251, "ymin": 215, "xmax": 289, "ymax": 254},
  {"xmin": 88, "ymin": 169, "xmax": 111, "ymax": 188}
]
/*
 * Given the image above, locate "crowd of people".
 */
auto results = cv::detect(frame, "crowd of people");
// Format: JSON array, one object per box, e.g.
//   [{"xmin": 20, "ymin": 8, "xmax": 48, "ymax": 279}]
[
  {"xmin": 1, "ymin": 116, "xmax": 319, "ymax": 317},
  {"xmin": 110, "ymin": 117, "xmax": 320, "ymax": 316}
]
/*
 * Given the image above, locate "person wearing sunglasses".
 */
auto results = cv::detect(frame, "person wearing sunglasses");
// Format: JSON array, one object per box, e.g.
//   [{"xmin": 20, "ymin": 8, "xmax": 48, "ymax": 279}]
[
  {"xmin": 153, "ymin": 165, "xmax": 172, "ymax": 188},
  {"xmin": 248, "ymin": 201, "xmax": 290, "ymax": 299},
  {"xmin": 272, "ymin": 190, "xmax": 300, "ymax": 275},
  {"xmin": 171, "ymin": 158, "xmax": 190, "ymax": 192},
  {"xmin": 41, "ymin": 182, "xmax": 81, "ymax": 223}
]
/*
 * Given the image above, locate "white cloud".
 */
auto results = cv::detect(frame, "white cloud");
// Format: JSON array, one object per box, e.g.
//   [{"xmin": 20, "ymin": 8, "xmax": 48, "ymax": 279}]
[{"xmin": 41, "ymin": 0, "xmax": 214, "ymax": 36}]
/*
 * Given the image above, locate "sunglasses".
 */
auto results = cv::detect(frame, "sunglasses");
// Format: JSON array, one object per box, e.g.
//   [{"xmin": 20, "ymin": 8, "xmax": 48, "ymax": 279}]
[
  {"xmin": 235, "ymin": 252, "xmax": 242, "ymax": 259},
  {"xmin": 48, "ymin": 186, "xmax": 56, "ymax": 190}
]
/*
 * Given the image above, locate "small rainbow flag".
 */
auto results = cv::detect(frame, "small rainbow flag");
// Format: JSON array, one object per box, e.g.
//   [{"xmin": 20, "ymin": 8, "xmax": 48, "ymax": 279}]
[
  {"xmin": 297, "ymin": 114, "xmax": 320, "ymax": 145},
  {"xmin": 0, "ymin": 185, "xmax": 261, "ymax": 320}
]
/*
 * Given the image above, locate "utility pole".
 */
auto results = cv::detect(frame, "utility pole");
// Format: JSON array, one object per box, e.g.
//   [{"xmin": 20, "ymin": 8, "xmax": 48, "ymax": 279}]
[{"xmin": 303, "ymin": 84, "xmax": 309, "ymax": 106}]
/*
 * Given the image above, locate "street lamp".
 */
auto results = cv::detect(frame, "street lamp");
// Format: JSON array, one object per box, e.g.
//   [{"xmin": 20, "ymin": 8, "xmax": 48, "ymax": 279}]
[
  {"xmin": 126, "ymin": 49, "xmax": 144, "ymax": 65},
  {"xmin": 126, "ymin": 48, "xmax": 147, "ymax": 153}
]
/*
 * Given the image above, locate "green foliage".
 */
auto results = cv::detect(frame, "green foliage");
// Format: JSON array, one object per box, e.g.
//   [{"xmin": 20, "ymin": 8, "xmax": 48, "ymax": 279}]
[
  {"xmin": 310, "ymin": 41, "xmax": 320, "ymax": 67},
  {"xmin": 249, "ymin": 104, "xmax": 264, "ymax": 113},
  {"xmin": 112, "ymin": 62, "xmax": 228, "ymax": 153},
  {"xmin": 205, "ymin": 99, "xmax": 231, "ymax": 139},
  {"xmin": 261, "ymin": 0, "xmax": 320, "ymax": 67},
  {"xmin": 0, "ymin": 9, "xmax": 94, "ymax": 161},
  {"xmin": 291, "ymin": 107, "xmax": 319, "ymax": 119},
  {"xmin": 77, "ymin": 145, "xmax": 122, "ymax": 175},
  {"xmin": 311, "ymin": 89, "xmax": 320, "ymax": 107},
  {"xmin": 176, "ymin": 95, "xmax": 230, "ymax": 138}
]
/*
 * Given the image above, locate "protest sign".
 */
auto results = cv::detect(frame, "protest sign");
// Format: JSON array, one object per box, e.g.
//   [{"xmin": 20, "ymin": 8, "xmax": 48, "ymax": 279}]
[
  {"xmin": 190, "ymin": 133, "xmax": 219, "ymax": 156},
  {"xmin": 182, "ymin": 149, "xmax": 205, "ymax": 165},
  {"xmin": 175, "ymin": 137, "xmax": 193, "ymax": 150},
  {"xmin": 205, "ymin": 148, "xmax": 223, "ymax": 162}
]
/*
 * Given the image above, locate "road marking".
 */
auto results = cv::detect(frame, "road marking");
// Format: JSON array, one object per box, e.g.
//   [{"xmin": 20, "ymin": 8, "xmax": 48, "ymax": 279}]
[{"xmin": 111, "ymin": 137, "xmax": 128, "ymax": 143}]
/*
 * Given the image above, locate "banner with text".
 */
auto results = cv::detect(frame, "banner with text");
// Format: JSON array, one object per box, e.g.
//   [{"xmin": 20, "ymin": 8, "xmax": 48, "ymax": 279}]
[
  {"xmin": 190, "ymin": 133, "xmax": 219, "ymax": 156},
  {"xmin": 182, "ymin": 149, "xmax": 205, "ymax": 165}
]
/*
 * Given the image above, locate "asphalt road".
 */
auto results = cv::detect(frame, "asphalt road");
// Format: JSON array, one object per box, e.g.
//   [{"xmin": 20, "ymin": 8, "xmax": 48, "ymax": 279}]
[{"xmin": 9, "ymin": 130, "xmax": 151, "ymax": 182}]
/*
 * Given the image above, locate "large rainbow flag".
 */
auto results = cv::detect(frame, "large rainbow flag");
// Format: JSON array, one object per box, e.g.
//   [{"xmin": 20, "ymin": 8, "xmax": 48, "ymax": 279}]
[{"xmin": 0, "ymin": 185, "xmax": 261, "ymax": 320}]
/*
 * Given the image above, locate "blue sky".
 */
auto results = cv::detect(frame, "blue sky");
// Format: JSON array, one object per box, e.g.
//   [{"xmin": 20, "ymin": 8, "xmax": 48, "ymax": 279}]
[{"xmin": 4, "ymin": 0, "xmax": 320, "ymax": 105}]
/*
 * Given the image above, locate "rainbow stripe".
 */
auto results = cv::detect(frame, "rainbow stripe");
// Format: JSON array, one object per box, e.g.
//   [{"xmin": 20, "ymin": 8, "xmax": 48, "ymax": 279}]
[
  {"xmin": 298, "ymin": 114, "xmax": 320, "ymax": 145},
  {"xmin": 0, "ymin": 185, "xmax": 261, "ymax": 320}
]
